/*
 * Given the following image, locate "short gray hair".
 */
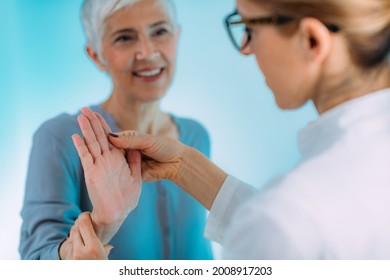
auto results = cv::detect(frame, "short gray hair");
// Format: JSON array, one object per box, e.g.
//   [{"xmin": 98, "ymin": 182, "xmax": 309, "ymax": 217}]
[{"xmin": 81, "ymin": 0, "xmax": 178, "ymax": 59}]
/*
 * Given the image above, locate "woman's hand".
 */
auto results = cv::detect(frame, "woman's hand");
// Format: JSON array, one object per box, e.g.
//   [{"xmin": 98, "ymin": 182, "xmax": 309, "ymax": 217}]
[
  {"xmin": 72, "ymin": 108, "xmax": 142, "ymax": 244},
  {"xmin": 60, "ymin": 212, "xmax": 112, "ymax": 260}
]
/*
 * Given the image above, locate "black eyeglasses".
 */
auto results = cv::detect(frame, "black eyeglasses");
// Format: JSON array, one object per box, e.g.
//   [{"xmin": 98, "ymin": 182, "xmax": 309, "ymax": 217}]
[{"xmin": 224, "ymin": 10, "xmax": 340, "ymax": 52}]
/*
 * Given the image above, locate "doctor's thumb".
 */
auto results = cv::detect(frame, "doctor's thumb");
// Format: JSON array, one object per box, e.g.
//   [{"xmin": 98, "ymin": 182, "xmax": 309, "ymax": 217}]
[{"xmin": 108, "ymin": 131, "xmax": 154, "ymax": 150}]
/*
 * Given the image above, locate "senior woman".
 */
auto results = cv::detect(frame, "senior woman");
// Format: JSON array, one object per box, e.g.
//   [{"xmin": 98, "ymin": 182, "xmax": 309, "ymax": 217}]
[
  {"xmin": 76, "ymin": 0, "xmax": 390, "ymax": 259},
  {"xmin": 19, "ymin": 0, "xmax": 213, "ymax": 260}
]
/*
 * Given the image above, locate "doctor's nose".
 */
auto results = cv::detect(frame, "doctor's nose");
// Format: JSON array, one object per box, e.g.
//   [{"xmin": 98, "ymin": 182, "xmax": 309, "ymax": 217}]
[{"xmin": 240, "ymin": 39, "xmax": 253, "ymax": 56}]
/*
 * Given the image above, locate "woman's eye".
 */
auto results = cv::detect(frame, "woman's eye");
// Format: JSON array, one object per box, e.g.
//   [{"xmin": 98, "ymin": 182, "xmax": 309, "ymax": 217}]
[
  {"xmin": 154, "ymin": 28, "xmax": 169, "ymax": 37},
  {"xmin": 115, "ymin": 35, "xmax": 136, "ymax": 43}
]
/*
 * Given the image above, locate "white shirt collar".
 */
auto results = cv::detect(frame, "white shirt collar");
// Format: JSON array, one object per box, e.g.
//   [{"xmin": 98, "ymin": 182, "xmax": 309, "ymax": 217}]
[{"xmin": 298, "ymin": 88, "xmax": 390, "ymax": 159}]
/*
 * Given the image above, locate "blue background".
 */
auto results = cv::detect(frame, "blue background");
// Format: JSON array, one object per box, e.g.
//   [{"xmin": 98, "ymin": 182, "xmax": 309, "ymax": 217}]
[{"xmin": 0, "ymin": 0, "xmax": 316, "ymax": 259}]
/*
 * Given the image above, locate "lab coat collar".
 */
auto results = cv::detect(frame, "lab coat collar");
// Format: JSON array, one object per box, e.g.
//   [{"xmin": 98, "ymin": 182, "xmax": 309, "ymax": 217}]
[{"xmin": 298, "ymin": 88, "xmax": 390, "ymax": 159}]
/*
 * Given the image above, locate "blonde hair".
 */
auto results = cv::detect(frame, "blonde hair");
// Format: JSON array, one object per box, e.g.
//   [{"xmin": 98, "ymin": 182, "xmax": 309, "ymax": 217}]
[{"xmin": 258, "ymin": 0, "xmax": 390, "ymax": 68}]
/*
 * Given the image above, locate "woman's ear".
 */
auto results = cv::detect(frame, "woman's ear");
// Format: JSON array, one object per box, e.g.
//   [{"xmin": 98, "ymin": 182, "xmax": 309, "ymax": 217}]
[
  {"xmin": 86, "ymin": 45, "xmax": 107, "ymax": 72},
  {"xmin": 174, "ymin": 25, "xmax": 182, "ymax": 43},
  {"xmin": 297, "ymin": 17, "xmax": 332, "ymax": 64}
]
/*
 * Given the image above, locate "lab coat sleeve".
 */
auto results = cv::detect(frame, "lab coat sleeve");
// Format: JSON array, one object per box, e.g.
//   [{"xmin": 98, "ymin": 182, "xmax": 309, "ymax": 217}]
[{"xmin": 204, "ymin": 175, "xmax": 257, "ymax": 244}]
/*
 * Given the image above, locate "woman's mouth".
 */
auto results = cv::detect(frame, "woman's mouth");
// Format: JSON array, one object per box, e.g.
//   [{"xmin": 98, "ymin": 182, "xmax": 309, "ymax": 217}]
[{"xmin": 133, "ymin": 68, "xmax": 164, "ymax": 78}]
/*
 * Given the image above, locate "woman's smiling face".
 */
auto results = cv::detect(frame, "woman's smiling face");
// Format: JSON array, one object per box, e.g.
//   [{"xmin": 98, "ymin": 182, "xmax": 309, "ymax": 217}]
[{"xmin": 95, "ymin": 0, "xmax": 179, "ymax": 102}]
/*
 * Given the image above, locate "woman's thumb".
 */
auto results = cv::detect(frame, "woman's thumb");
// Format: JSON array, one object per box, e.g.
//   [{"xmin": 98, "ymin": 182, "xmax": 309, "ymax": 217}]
[{"xmin": 104, "ymin": 245, "xmax": 114, "ymax": 258}]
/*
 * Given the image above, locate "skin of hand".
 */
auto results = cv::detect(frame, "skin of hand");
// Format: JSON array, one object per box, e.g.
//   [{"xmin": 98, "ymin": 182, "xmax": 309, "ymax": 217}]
[
  {"xmin": 109, "ymin": 130, "xmax": 187, "ymax": 182},
  {"xmin": 71, "ymin": 107, "xmax": 142, "ymax": 244},
  {"xmin": 60, "ymin": 212, "xmax": 112, "ymax": 260},
  {"xmin": 108, "ymin": 130, "xmax": 228, "ymax": 210}
]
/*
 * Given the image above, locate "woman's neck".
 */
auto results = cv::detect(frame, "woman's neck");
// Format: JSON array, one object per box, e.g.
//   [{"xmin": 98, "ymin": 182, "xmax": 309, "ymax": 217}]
[
  {"xmin": 313, "ymin": 64, "xmax": 390, "ymax": 114},
  {"xmin": 101, "ymin": 92, "xmax": 173, "ymax": 137}
]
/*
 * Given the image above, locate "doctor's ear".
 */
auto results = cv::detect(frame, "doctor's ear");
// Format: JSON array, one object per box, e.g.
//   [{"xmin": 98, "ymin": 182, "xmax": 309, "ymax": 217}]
[
  {"xmin": 296, "ymin": 17, "xmax": 332, "ymax": 64},
  {"xmin": 86, "ymin": 45, "xmax": 107, "ymax": 72}
]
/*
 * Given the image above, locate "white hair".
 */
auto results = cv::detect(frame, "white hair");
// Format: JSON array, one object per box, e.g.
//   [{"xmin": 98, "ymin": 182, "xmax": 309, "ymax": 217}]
[{"xmin": 81, "ymin": 0, "xmax": 178, "ymax": 60}]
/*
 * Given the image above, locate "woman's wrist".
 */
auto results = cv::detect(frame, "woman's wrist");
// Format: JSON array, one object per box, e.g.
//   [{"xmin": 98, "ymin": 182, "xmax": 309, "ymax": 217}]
[
  {"xmin": 90, "ymin": 211, "xmax": 124, "ymax": 245},
  {"xmin": 176, "ymin": 146, "xmax": 228, "ymax": 210}
]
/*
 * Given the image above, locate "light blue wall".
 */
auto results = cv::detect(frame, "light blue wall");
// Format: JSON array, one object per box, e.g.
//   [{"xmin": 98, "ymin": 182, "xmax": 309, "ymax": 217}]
[{"xmin": 0, "ymin": 0, "xmax": 317, "ymax": 259}]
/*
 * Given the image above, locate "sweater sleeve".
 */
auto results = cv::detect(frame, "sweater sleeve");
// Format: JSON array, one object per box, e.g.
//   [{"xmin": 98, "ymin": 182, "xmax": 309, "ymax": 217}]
[{"xmin": 19, "ymin": 119, "xmax": 82, "ymax": 259}]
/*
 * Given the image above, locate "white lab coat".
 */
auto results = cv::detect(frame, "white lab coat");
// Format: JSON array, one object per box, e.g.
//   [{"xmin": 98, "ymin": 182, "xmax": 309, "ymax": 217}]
[{"xmin": 206, "ymin": 88, "xmax": 390, "ymax": 259}]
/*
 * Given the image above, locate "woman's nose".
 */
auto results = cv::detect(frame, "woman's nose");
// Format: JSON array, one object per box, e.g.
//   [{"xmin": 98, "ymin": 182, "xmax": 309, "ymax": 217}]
[{"xmin": 135, "ymin": 35, "xmax": 158, "ymax": 60}]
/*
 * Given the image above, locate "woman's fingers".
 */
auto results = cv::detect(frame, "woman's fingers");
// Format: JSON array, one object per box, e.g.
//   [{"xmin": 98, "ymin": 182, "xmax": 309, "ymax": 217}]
[
  {"xmin": 77, "ymin": 212, "xmax": 99, "ymax": 247},
  {"xmin": 95, "ymin": 112, "xmax": 112, "ymax": 133},
  {"xmin": 72, "ymin": 225, "xmax": 85, "ymax": 251},
  {"xmin": 95, "ymin": 112, "xmax": 114, "ymax": 150},
  {"xmin": 104, "ymin": 244, "xmax": 114, "ymax": 257},
  {"xmin": 81, "ymin": 107, "xmax": 110, "ymax": 153},
  {"xmin": 71, "ymin": 212, "xmax": 109, "ymax": 260},
  {"xmin": 77, "ymin": 114, "xmax": 102, "ymax": 159},
  {"xmin": 72, "ymin": 134, "xmax": 94, "ymax": 171}
]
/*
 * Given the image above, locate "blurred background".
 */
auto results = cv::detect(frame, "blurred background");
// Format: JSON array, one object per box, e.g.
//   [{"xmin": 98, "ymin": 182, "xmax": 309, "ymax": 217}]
[{"xmin": 0, "ymin": 0, "xmax": 316, "ymax": 259}]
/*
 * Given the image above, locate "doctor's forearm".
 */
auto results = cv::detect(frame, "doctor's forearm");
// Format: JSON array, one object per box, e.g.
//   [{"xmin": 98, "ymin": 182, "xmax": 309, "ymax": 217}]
[{"xmin": 175, "ymin": 147, "xmax": 228, "ymax": 210}]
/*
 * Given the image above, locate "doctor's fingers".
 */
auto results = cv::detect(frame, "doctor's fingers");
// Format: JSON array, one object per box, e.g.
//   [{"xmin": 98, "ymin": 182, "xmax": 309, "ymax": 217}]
[
  {"xmin": 109, "ymin": 132, "xmax": 185, "ymax": 163},
  {"xmin": 108, "ymin": 130, "xmax": 159, "ymax": 153},
  {"xmin": 140, "ymin": 160, "xmax": 175, "ymax": 182},
  {"xmin": 81, "ymin": 107, "xmax": 110, "ymax": 153}
]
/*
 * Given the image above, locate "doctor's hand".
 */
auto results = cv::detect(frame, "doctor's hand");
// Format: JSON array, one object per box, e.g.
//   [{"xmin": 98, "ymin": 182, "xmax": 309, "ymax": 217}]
[
  {"xmin": 72, "ymin": 108, "xmax": 142, "ymax": 245},
  {"xmin": 59, "ymin": 212, "xmax": 112, "ymax": 260},
  {"xmin": 108, "ymin": 131, "xmax": 187, "ymax": 183},
  {"xmin": 108, "ymin": 130, "xmax": 227, "ymax": 210}
]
